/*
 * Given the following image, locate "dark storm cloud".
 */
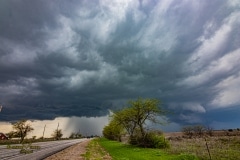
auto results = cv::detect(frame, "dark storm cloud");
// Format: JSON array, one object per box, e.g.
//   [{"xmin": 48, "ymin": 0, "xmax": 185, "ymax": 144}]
[{"xmin": 0, "ymin": 0, "xmax": 240, "ymax": 129}]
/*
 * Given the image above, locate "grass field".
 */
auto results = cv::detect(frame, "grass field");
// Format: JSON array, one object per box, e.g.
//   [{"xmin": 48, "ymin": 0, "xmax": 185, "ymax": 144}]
[
  {"xmin": 167, "ymin": 136, "xmax": 240, "ymax": 160},
  {"xmin": 98, "ymin": 138, "xmax": 198, "ymax": 160}
]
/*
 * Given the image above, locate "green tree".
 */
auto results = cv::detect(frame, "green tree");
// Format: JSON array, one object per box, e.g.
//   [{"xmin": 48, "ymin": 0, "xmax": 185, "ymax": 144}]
[
  {"xmin": 6, "ymin": 131, "xmax": 17, "ymax": 139},
  {"xmin": 105, "ymin": 98, "xmax": 169, "ymax": 148},
  {"xmin": 113, "ymin": 107, "xmax": 136, "ymax": 138},
  {"xmin": 52, "ymin": 129, "xmax": 63, "ymax": 140},
  {"xmin": 114, "ymin": 98, "xmax": 166, "ymax": 138},
  {"xmin": 103, "ymin": 119, "xmax": 124, "ymax": 141},
  {"xmin": 12, "ymin": 120, "xmax": 34, "ymax": 143}
]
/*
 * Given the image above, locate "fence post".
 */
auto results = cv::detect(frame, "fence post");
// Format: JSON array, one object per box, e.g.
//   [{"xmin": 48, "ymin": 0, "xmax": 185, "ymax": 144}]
[{"xmin": 204, "ymin": 138, "xmax": 212, "ymax": 160}]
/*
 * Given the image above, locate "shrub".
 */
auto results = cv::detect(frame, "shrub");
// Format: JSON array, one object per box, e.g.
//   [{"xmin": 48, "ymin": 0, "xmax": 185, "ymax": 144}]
[
  {"xmin": 205, "ymin": 126, "xmax": 214, "ymax": 136},
  {"xmin": 102, "ymin": 125, "xmax": 115, "ymax": 140},
  {"xmin": 193, "ymin": 125, "xmax": 205, "ymax": 137},
  {"xmin": 137, "ymin": 131, "xmax": 170, "ymax": 148},
  {"xmin": 182, "ymin": 126, "xmax": 194, "ymax": 138},
  {"xmin": 228, "ymin": 129, "xmax": 233, "ymax": 132},
  {"xmin": 102, "ymin": 121, "xmax": 123, "ymax": 141},
  {"xmin": 129, "ymin": 135, "xmax": 138, "ymax": 145},
  {"xmin": 51, "ymin": 129, "xmax": 63, "ymax": 140},
  {"xmin": 182, "ymin": 125, "xmax": 208, "ymax": 138}
]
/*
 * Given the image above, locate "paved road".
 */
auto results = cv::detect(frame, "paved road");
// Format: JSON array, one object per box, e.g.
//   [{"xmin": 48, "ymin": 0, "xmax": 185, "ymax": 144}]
[{"xmin": 0, "ymin": 138, "xmax": 88, "ymax": 160}]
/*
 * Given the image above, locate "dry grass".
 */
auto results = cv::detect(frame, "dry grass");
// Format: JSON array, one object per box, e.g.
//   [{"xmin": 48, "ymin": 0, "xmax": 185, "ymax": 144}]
[{"xmin": 167, "ymin": 136, "xmax": 240, "ymax": 160}]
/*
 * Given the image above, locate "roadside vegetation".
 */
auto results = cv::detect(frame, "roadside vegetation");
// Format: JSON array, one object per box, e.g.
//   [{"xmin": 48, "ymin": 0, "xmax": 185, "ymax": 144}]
[
  {"xmin": 103, "ymin": 98, "xmax": 170, "ymax": 148},
  {"xmin": 98, "ymin": 138, "xmax": 198, "ymax": 160},
  {"xmin": 101, "ymin": 98, "xmax": 199, "ymax": 160},
  {"xmin": 51, "ymin": 129, "xmax": 63, "ymax": 140},
  {"xmin": 81, "ymin": 138, "xmax": 112, "ymax": 160},
  {"xmin": 99, "ymin": 132, "xmax": 240, "ymax": 160}
]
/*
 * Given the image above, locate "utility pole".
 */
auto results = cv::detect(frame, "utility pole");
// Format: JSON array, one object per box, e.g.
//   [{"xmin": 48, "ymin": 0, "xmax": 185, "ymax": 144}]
[
  {"xmin": 56, "ymin": 122, "xmax": 59, "ymax": 131},
  {"xmin": 56, "ymin": 122, "xmax": 59, "ymax": 140},
  {"xmin": 42, "ymin": 124, "xmax": 46, "ymax": 139},
  {"xmin": 78, "ymin": 129, "xmax": 81, "ymax": 138}
]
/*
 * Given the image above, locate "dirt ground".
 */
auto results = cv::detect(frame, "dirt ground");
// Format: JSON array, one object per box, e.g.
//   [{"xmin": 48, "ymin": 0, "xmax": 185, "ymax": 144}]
[{"xmin": 44, "ymin": 139, "xmax": 91, "ymax": 160}]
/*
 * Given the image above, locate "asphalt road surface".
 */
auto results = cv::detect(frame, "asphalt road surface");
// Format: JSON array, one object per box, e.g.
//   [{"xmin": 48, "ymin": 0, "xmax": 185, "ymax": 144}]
[{"xmin": 0, "ymin": 138, "xmax": 88, "ymax": 160}]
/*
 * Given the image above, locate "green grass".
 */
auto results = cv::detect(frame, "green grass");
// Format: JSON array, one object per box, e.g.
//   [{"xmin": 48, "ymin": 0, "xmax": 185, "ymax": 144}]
[
  {"xmin": 98, "ymin": 138, "xmax": 198, "ymax": 160},
  {"xmin": 81, "ymin": 138, "xmax": 111, "ymax": 160}
]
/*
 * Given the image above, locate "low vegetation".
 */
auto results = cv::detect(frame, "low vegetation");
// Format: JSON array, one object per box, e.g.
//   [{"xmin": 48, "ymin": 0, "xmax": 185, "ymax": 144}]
[
  {"xmin": 167, "ymin": 134, "xmax": 240, "ymax": 160},
  {"xmin": 165, "ymin": 125, "xmax": 240, "ymax": 160},
  {"xmin": 98, "ymin": 135, "xmax": 240, "ymax": 160},
  {"xmin": 51, "ymin": 129, "xmax": 63, "ymax": 140},
  {"xmin": 182, "ymin": 125, "xmax": 215, "ymax": 138},
  {"xmin": 98, "ymin": 138, "xmax": 198, "ymax": 160},
  {"xmin": 81, "ymin": 138, "xmax": 112, "ymax": 160}
]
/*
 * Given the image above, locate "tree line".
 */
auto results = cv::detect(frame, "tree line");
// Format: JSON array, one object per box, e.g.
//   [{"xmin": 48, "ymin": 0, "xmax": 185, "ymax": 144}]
[{"xmin": 182, "ymin": 125, "xmax": 214, "ymax": 138}]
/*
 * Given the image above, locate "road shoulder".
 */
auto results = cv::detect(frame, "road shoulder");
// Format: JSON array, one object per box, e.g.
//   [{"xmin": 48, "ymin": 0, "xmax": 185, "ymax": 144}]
[{"xmin": 44, "ymin": 139, "xmax": 91, "ymax": 160}]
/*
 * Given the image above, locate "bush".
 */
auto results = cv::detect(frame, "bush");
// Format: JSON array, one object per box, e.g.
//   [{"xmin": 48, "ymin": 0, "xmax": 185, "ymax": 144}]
[
  {"xmin": 102, "ymin": 125, "xmax": 115, "ymax": 140},
  {"xmin": 129, "ymin": 136, "xmax": 138, "ymax": 145},
  {"xmin": 137, "ymin": 131, "xmax": 170, "ymax": 149},
  {"xmin": 182, "ymin": 126, "xmax": 194, "ymax": 138},
  {"xmin": 182, "ymin": 125, "xmax": 207, "ymax": 138},
  {"xmin": 102, "ymin": 121, "xmax": 123, "ymax": 141},
  {"xmin": 51, "ymin": 129, "xmax": 63, "ymax": 140}
]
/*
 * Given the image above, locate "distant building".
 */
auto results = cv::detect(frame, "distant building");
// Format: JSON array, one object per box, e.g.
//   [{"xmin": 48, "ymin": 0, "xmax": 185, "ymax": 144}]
[{"xmin": 0, "ymin": 132, "xmax": 8, "ymax": 140}]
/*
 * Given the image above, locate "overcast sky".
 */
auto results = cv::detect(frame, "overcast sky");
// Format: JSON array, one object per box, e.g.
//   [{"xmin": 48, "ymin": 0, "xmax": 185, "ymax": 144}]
[{"xmin": 0, "ymin": 0, "xmax": 240, "ymax": 131}]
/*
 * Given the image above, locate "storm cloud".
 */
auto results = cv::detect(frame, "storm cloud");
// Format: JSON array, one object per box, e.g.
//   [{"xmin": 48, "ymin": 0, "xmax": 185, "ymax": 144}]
[{"xmin": 0, "ymin": 0, "xmax": 240, "ymax": 129}]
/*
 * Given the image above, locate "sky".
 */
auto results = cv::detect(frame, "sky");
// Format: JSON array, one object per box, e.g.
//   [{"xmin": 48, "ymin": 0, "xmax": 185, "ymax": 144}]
[{"xmin": 0, "ymin": 0, "xmax": 240, "ymax": 134}]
